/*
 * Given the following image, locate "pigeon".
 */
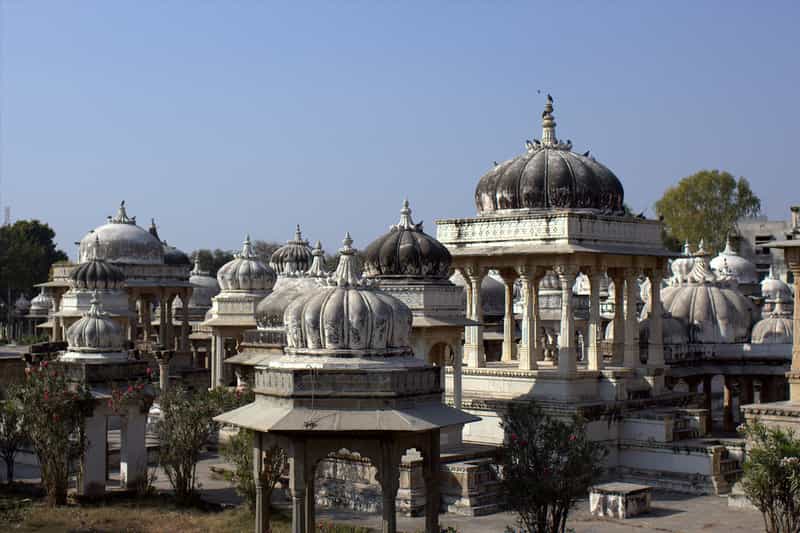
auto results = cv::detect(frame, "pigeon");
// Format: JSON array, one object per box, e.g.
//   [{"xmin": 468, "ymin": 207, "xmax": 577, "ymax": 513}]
[{"xmin": 582, "ymin": 150, "xmax": 590, "ymax": 157}]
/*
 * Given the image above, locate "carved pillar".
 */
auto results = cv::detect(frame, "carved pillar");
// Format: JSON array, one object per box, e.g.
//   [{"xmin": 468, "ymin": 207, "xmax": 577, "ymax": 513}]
[
  {"xmin": 647, "ymin": 266, "xmax": 665, "ymax": 367},
  {"xmin": 142, "ymin": 296, "xmax": 152, "ymax": 343},
  {"xmin": 623, "ymin": 269, "xmax": 640, "ymax": 369},
  {"xmin": 156, "ymin": 350, "xmax": 173, "ymax": 393},
  {"xmin": 380, "ymin": 439, "xmax": 400, "ymax": 533},
  {"xmin": 611, "ymin": 270, "xmax": 625, "ymax": 365},
  {"xmin": 289, "ymin": 441, "xmax": 306, "ymax": 533},
  {"xmin": 723, "ymin": 376, "xmax": 734, "ymax": 432},
  {"xmin": 424, "ymin": 429, "xmax": 441, "ymax": 533},
  {"xmin": 587, "ymin": 268, "xmax": 603, "ymax": 371},
  {"xmin": 127, "ymin": 291, "xmax": 139, "ymax": 343},
  {"xmin": 739, "ymin": 376, "xmax": 754, "ymax": 407},
  {"xmin": 789, "ymin": 264, "xmax": 800, "ymax": 401},
  {"xmin": 556, "ymin": 265, "xmax": 578, "ymax": 377},
  {"xmin": 158, "ymin": 290, "xmax": 168, "ymax": 348},
  {"xmin": 516, "ymin": 266, "xmax": 536, "ymax": 371},
  {"xmin": 254, "ymin": 432, "xmax": 264, "ymax": 533},
  {"xmin": 304, "ymin": 458, "xmax": 316, "ymax": 533},
  {"xmin": 181, "ymin": 288, "xmax": 191, "ymax": 352},
  {"xmin": 500, "ymin": 271, "xmax": 517, "ymax": 362},
  {"xmin": 464, "ymin": 266, "xmax": 486, "ymax": 368}
]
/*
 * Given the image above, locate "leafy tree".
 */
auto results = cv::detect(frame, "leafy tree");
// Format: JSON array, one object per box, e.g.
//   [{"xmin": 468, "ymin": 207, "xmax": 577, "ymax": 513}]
[
  {"xmin": 739, "ymin": 422, "xmax": 800, "ymax": 533},
  {"xmin": 0, "ymin": 388, "xmax": 26, "ymax": 484},
  {"xmin": 191, "ymin": 249, "xmax": 234, "ymax": 277},
  {"xmin": 500, "ymin": 402, "xmax": 606, "ymax": 533},
  {"xmin": 655, "ymin": 170, "xmax": 761, "ymax": 254},
  {"xmin": 251, "ymin": 240, "xmax": 282, "ymax": 267},
  {"xmin": 15, "ymin": 361, "xmax": 92, "ymax": 505}
]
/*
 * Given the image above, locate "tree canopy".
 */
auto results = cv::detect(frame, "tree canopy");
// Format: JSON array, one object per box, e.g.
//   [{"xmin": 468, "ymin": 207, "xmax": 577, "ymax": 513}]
[
  {"xmin": 191, "ymin": 249, "xmax": 234, "ymax": 277},
  {"xmin": 0, "ymin": 220, "xmax": 68, "ymax": 298},
  {"xmin": 655, "ymin": 169, "xmax": 761, "ymax": 253}
]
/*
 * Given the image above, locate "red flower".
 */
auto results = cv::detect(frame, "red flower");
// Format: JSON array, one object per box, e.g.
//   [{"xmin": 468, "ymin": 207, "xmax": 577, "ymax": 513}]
[
  {"xmin": 136, "ymin": 383, "xmax": 144, "ymax": 391},
  {"xmin": 520, "ymin": 439, "xmax": 528, "ymax": 446},
  {"xmin": 569, "ymin": 434, "xmax": 577, "ymax": 442},
  {"xmin": 127, "ymin": 385, "xmax": 134, "ymax": 394},
  {"xmin": 510, "ymin": 433, "xmax": 518, "ymax": 441},
  {"xmin": 146, "ymin": 367, "xmax": 153, "ymax": 376},
  {"xmin": 41, "ymin": 360, "xmax": 49, "ymax": 368},
  {"xmin": 43, "ymin": 391, "xmax": 49, "ymax": 401}
]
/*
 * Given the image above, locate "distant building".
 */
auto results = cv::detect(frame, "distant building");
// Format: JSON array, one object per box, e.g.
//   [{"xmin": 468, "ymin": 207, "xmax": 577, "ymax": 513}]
[{"xmin": 737, "ymin": 206, "xmax": 799, "ymax": 283}]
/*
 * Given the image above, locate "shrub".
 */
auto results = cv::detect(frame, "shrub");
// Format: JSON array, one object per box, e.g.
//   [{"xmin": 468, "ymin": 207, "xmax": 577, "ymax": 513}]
[
  {"xmin": 0, "ymin": 388, "xmax": 26, "ymax": 484},
  {"xmin": 739, "ymin": 421, "xmax": 800, "ymax": 533},
  {"xmin": 500, "ymin": 402, "xmax": 606, "ymax": 533},
  {"xmin": 14, "ymin": 361, "xmax": 92, "ymax": 505}
]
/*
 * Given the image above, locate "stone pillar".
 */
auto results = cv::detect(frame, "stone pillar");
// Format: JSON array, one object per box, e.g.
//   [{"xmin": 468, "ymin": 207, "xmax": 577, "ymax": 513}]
[
  {"xmin": 587, "ymin": 268, "xmax": 603, "ymax": 371},
  {"xmin": 289, "ymin": 442, "xmax": 306, "ymax": 533},
  {"xmin": 158, "ymin": 291, "xmax": 168, "ymax": 348},
  {"xmin": 647, "ymin": 267, "xmax": 665, "ymax": 367},
  {"xmin": 453, "ymin": 343, "xmax": 463, "ymax": 409},
  {"xmin": 723, "ymin": 376, "xmax": 734, "ymax": 432},
  {"xmin": 556, "ymin": 265, "xmax": 578, "ymax": 377},
  {"xmin": 424, "ymin": 429, "xmax": 441, "ymax": 533},
  {"xmin": 128, "ymin": 292, "xmax": 139, "ymax": 343},
  {"xmin": 120, "ymin": 407, "xmax": 148, "ymax": 490},
  {"xmin": 500, "ymin": 272, "xmax": 516, "ymax": 363},
  {"xmin": 254, "ymin": 432, "xmax": 264, "ymax": 533},
  {"xmin": 789, "ymin": 264, "xmax": 800, "ymax": 401},
  {"xmin": 304, "ymin": 460, "xmax": 316, "ymax": 533},
  {"xmin": 80, "ymin": 413, "xmax": 107, "ymax": 497},
  {"xmin": 142, "ymin": 296, "xmax": 152, "ymax": 343},
  {"xmin": 611, "ymin": 271, "xmax": 625, "ymax": 365},
  {"xmin": 213, "ymin": 333, "xmax": 225, "ymax": 387},
  {"xmin": 464, "ymin": 266, "xmax": 486, "ymax": 368},
  {"xmin": 623, "ymin": 269, "xmax": 640, "ymax": 369},
  {"xmin": 181, "ymin": 288, "xmax": 191, "ymax": 352},
  {"xmin": 380, "ymin": 439, "xmax": 400, "ymax": 533},
  {"xmin": 157, "ymin": 351, "xmax": 173, "ymax": 392},
  {"xmin": 516, "ymin": 267, "xmax": 536, "ymax": 370},
  {"xmin": 703, "ymin": 375, "xmax": 713, "ymax": 414}
]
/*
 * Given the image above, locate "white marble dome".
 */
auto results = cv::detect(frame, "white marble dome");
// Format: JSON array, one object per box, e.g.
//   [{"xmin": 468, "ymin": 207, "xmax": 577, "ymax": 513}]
[
  {"xmin": 669, "ymin": 241, "xmax": 697, "ymax": 285},
  {"xmin": 78, "ymin": 202, "xmax": 164, "ymax": 265},
  {"xmin": 761, "ymin": 267, "xmax": 793, "ymax": 303},
  {"xmin": 65, "ymin": 296, "xmax": 125, "ymax": 352},
  {"xmin": 270, "ymin": 225, "xmax": 314, "ymax": 276},
  {"xmin": 217, "ymin": 235, "xmax": 276, "ymax": 293},
  {"xmin": 752, "ymin": 298, "xmax": 794, "ymax": 344},
  {"xmin": 186, "ymin": 260, "xmax": 220, "ymax": 308},
  {"xmin": 710, "ymin": 239, "xmax": 758, "ymax": 284},
  {"xmin": 28, "ymin": 289, "xmax": 53, "ymax": 316},
  {"xmin": 284, "ymin": 233, "xmax": 412, "ymax": 355}
]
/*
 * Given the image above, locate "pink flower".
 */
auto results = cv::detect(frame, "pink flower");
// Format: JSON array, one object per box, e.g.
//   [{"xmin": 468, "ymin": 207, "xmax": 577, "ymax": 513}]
[
  {"xmin": 136, "ymin": 383, "xmax": 144, "ymax": 391},
  {"xmin": 42, "ymin": 361, "xmax": 49, "ymax": 368},
  {"xmin": 127, "ymin": 385, "xmax": 134, "ymax": 394},
  {"xmin": 569, "ymin": 434, "xmax": 577, "ymax": 442},
  {"xmin": 510, "ymin": 433, "xmax": 518, "ymax": 441},
  {"xmin": 107, "ymin": 400, "xmax": 113, "ymax": 408},
  {"xmin": 145, "ymin": 367, "xmax": 153, "ymax": 376}
]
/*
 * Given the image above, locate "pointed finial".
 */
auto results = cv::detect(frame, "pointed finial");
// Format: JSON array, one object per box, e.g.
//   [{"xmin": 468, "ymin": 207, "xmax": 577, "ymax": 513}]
[
  {"xmin": 723, "ymin": 235, "xmax": 735, "ymax": 255},
  {"xmin": 341, "ymin": 232, "xmax": 353, "ymax": 253},
  {"xmin": 87, "ymin": 290, "xmax": 103, "ymax": 318},
  {"xmin": 697, "ymin": 239, "xmax": 706, "ymax": 255},
  {"xmin": 683, "ymin": 240, "xmax": 692, "ymax": 256},
  {"xmin": 295, "ymin": 224, "xmax": 302, "ymax": 241},
  {"xmin": 331, "ymin": 232, "xmax": 360, "ymax": 287},
  {"xmin": 767, "ymin": 264, "xmax": 776, "ymax": 280},
  {"xmin": 307, "ymin": 240, "xmax": 328, "ymax": 278},
  {"xmin": 396, "ymin": 199, "xmax": 415, "ymax": 229},
  {"xmin": 239, "ymin": 234, "xmax": 255, "ymax": 259},
  {"xmin": 541, "ymin": 95, "xmax": 557, "ymax": 146}
]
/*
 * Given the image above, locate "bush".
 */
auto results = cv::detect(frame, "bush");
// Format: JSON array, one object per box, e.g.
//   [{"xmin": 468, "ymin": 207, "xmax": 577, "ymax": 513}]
[
  {"xmin": 0, "ymin": 388, "xmax": 26, "ymax": 484},
  {"xmin": 500, "ymin": 402, "xmax": 606, "ymax": 533},
  {"xmin": 739, "ymin": 422, "xmax": 800, "ymax": 533},
  {"xmin": 14, "ymin": 361, "xmax": 92, "ymax": 505}
]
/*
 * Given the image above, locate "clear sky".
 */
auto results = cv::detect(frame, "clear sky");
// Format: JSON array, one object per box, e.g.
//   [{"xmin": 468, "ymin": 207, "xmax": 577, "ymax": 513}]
[{"xmin": 2, "ymin": 1, "xmax": 799, "ymax": 258}]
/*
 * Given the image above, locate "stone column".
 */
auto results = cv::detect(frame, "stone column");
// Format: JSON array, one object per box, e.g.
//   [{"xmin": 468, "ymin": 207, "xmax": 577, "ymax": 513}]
[
  {"xmin": 158, "ymin": 290, "xmax": 168, "ymax": 348},
  {"xmin": 788, "ymin": 262, "xmax": 800, "ymax": 401},
  {"xmin": 516, "ymin": 266, "xmax": 536, "ymax": 371},
  {"xmin": 587, "ymin": 268, "xmax": 603, "ymax": 371},
  {"xmin": 647, "ymin": 267, "xmax": 665, "ymax": 367},
  {"xmin": 703, "ymin": 374, "xmax": 713, "ymax": 414},
  {"xmin": 453, "ymin": 343, "xmax": 463, "ymax": 409},
  {"xmin": 289, "ymin": 441, "xmax": 306, "ymax": 533},
  {"xmin": 723, "ymin": 376, "xmax": 734, "ymax": 432},
  {"xmin": 80, "ymin": 413, "xmax": 107, "ymax": 497},
  {"xmin": 500, "ymin": 271, "xmax": 517, "ymax": 363},
  {"xmin": 214, "ymin": 333, "xmax": 226, "ymax": 387},
  {"xmin": 556, "ymin": 265, "xmax": 578, "ymax": 377},
  {"xmin": 120, "ymin": 407, "xmax": 148, "ymax": 490},
  {"xmin": 623, "ymin": 269, "xmax": 640, "ymax": 369},
  {"xmin": 156, "ymin": 351, "xmax": 173, "ymax": 392},
  {"xmin": 253, "ymin": 432, "xmax": 264, "ymax": 533},
  {"xmin": 142, "ymin": 296, "xmax": 152, "ymax": 343},
  {"xmin": 380, "ymin": 439, "xmax": 400, "ymax": 533},
  {"xmin": 424, "ymin": 429, "xmax": 441, "ymax": 533},
  {"xmin": 464, "ymin": 266, "xmax": 486, "ymax": 368},
  {"xmin": 181, "ymin": 288, "xmax": 191, "ymax": 352},
  {"xmin": 611, "ymin": 270, "xmax": 625, "ymax": 365},
  {"xmin": 304, "ymin": 459, "xmax": 316, "ymax": 533},
  {"xmin": 128, "ymin": 291, "xmax": 139, "ymax": 343},
  {"xmin": 739, "ymin": 376, "xmax": 754, "ymax": 407}
]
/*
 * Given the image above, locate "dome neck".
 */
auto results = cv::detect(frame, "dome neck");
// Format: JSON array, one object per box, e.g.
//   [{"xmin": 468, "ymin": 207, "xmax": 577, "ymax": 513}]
[
  {"xmin": 108, "ymin": 201, "xmax": 136, "ymax": 225},
  {"xmin": 308, "ymin": 241, "xmax": 328, "ymax": 278},
  {"xmin": 332, "ymin": 233, "xmax": 361, "ymax": 287}
]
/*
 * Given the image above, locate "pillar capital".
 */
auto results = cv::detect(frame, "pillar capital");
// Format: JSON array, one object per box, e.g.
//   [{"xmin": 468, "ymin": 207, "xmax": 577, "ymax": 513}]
[
  {"xmin": 554, "ymin": 264, "xmax": 579, "ymax": 280},
  {"xmin": 464, "ymin": 264, "xmax": 487, "ymax": 281}
]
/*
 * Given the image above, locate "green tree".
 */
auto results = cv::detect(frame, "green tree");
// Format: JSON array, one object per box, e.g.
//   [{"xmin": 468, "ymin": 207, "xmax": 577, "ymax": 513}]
[
  {"xmin": 251, "ymin": 240, "xmax": 282, "ymax": 267},
  {"xmin": 500, "ymin": 402, "xmax": 606, "ymax": 533},
  {"xmin": 191, "ymin": 249, "xmax": 234, "ymax": 277},
  {"xmin": 0, "ymin": 220, "xmax": 68, "ymax": 305},
  {"xmin": 0, "ymin": 388, "xmax": 26, "ymax": 484},
  {"xmin": 739, "ymin": 422, "xmax": 800, "ymax": 533},
  {"xmin": 655, "ymin": 170, "xmax": 761, "ymax": 254}
]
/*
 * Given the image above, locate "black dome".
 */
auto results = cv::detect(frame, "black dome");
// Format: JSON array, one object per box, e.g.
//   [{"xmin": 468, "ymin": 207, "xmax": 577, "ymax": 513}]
[
  {"xmin": 363, "ymin": 200, "xmax": 452, "ymax": 280},
  {"xmin": 163, "ymin": 244, "xmax": 191, "ymax": 266},
  {"xmin": 270, "ymin": 225, "xmax": 314, "ymax": 276},
  {"xmin": 474, "ymin": 97, "xmax": 624, "ymax": 215},
  {"xmin": 69, "ymin": 258, "xmax": 126, "ymax": 290}
]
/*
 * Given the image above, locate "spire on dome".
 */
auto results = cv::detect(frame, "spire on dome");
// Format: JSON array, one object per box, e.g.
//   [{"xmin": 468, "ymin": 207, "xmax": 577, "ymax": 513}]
[
  {"xmin": 238, "ymin": 234, "xmax": 256, "ymax": 259},
  {"xmin": 393, "ymin": 199, "xmax": 423, "ymax": 231},
  {"xmin": 110, "ymin": 201, "xmax": 136, "ymax": 224},
  {"xmin": 331, "ymin": 232, "xmax": 360, "ymax": 287},
  {"xmin": 722, "ymin": 236, "xmax": 735, "ymax": 255},
  {"xmin": 149, "ymin": 218, "xmax": 160, "ymax": 240},
  {"xmin": 89, "ymin": 234, "xmax": 104, "ymax": 261},
  {"xmin": 86, "ymin": 291, "xmax": 105, "ymax": 318},
  {"xmin": 541, "ymin": 94, "xmax": 557, "ymax": 146},
  {"xmin": 307, "ymin": 241, "xmax": 328, "ymax": 278}
]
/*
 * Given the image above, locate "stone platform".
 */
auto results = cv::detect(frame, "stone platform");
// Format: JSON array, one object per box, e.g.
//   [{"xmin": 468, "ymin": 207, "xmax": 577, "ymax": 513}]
[{"xmin": 590, "ymin": 482, "xmax": 652, "ymax": 519}]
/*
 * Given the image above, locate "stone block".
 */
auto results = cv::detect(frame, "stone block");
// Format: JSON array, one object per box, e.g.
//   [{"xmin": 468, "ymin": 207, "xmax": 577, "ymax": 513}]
[{"xmin": 589, "ymin": 482, "xmax": 651, "ymax": 518}]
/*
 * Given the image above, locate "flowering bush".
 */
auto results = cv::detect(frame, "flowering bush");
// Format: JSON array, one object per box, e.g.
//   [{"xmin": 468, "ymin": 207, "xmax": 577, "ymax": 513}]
[
  {"xmin": 107, "ymin": 374, "xmax": 151, "ymax": 415},
  {"xmin": 500, "ymin": 402, "xmax": 606, "ymax": 533},
  {"xmin": 0, "ymin": 387, "xmax": 25, "ymax": 484},
  {"xmin": 14, "ymin": 361, "xmax": 92, "ymax": 505},
  {"xmin": 739, "ymin": 421, "xmax": 800, "ymax": 533}
]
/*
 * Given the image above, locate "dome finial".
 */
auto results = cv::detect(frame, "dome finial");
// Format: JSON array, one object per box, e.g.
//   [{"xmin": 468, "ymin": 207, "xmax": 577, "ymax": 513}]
[
  {"xmin": 110, "ymin": 200, "xmax": 135, "ymax": 224},
  {"xmin": 683, "ymin": 240, "xmax": 692, "ymax": 256},
  {"xmin": 294, "ymin": 224, "xmax": 303, "ymax": 242},
  {"xmin": 541, "ymin": 94, "xmax": 557, "ymax": 146},
  {"xmin": 90, "ymin": 234, "xmax": 103, "ymax": 261},
  {"xmin": 396, "ymin": 198, "xmax": 416, "ymax": 230},
  {"xmin": 332, "ymin": 232, "xmax": 360, "ymax": 287},
  {"xmin": 240, "ymin": 234, "xmax": 255, "ymax": 259},
  {"xmin": 723, "ymin": 235, "xmax": 735, "ymax": 255},
  {"xmin": 307, "ymin": 240, "xmax": 328, "ymax": 278}
]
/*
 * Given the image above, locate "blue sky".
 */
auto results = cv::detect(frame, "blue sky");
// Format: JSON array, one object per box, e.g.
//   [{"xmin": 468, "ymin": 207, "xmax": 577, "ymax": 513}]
[{"xmin": 2, "ymin": 1, "xmax": 799, "ymax": 258}]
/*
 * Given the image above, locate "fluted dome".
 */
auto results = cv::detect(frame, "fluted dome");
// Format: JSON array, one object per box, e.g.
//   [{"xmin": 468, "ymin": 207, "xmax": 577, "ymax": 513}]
[
  {"xmin": 710, "ymin": 238, "xmax": 758, "ymax": 284},
  {"xmin": 78, "ymin": 202, "xmax": 164, "ymax": 265},
  {"xmin": 65, "ymin": 296, "xmax": 125, "ymax": 353},
  {"xmin": 762, "ymin": 267, "xmax": 793, "ymax": 303},
  {"xmin": 363, "ymin": 200, "xmax": 452, "ymax": 280},
  {"xmin": 270, "ymin": 225, "xmax": 314, "ymax": 276},
  {"xmin": 657, "ymin": 257, "xmax": 755, "ymax": 343},
  {"xmin": 474, "ymin": 96, "xmax": 624, "ymax": 215},
  {"xmin": 752, "ymin": 299, "xmax": 794, "ymax": 344},
  {"xmin": 69, "ymin": 255, "xmax": 126, "ymax": 290},
  {"xmin": 183, "ymin": 260, "xmax": 220, "ymax": 308},
  {"xmin": 284, "ymin": 233, "xmax": 412, "ymax": 355},
  {"xmin": 217, "ymin": 236, "xmax": 276, "ymax": 293},
  {"xmin": 28, "ymin": 289, "xmax": 54, "ymax": 316}
]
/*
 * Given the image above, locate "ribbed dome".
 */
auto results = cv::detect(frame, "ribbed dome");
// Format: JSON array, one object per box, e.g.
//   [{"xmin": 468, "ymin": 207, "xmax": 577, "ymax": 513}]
[
  {"xmin": 270, "ymin": 225, "xmax": 314, "ymax": 276},
  {"xmin": 284, "ymin": 233, "xmax": 412, "ymax": 355},
  {"xmin": 752, "ymin": 299, "xmax": 794, "ymax": 344},
  {"xmin": 657, "ymin": 257, "xmax": 754, "ymax": 343},
  {"xmin": 69, "ymin": 256, "xmax": 126, "ymax": 290},
  {"xmin": 363, "ymin": 200, "xmax": 452, "ymax": 279},
  {"xmin": 710, "ymin": 238, "xmax": 758, "ymax": 284},
  {"xmin": 474, "ymin": 96, "xmax": 624, "ymax": 216},
  {"xmin": 762, "ymin": 267, "xmax": 793, "ymax": 303},
  {"xmin": 28, "ymin": 289, "xmax": 54, "ymax": 316},
  {"xmin": 66, "ymin": 296, "xmax": 125, "ymax": 352},
  {"xmin": 217, "ymin": 236, "xmax": 276, "ymax": 293},
  {"xmin": 78, "ymin": 202, "xmax": 164, "ymax": 265}
]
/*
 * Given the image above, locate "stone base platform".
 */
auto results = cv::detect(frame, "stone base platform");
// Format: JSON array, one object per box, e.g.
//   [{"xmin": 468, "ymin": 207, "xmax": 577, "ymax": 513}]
[{"xmin": 589, "ymin": 482, "xmax": 651, "ymax": 518}]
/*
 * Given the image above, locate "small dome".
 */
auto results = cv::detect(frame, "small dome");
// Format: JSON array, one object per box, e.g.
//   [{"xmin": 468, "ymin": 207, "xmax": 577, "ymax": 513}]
[
  {"xmin": 270, "ymin": 225, "xmax": 314, "ymax": 276},
  {"xmin": 762, "ymin": 266, "xmax": 793, "ymax": 303},
  {"xmin": 29, "ymin": 289, "xmax": 54, "ymax": 315},
  {"xmin": 78, "ymin": 202, "xmax": 164, "ymax": 265},
  {"xmin": 363, "ymin": 200, "xmax": 452, "ymax": 279},
  {"xmin": 752, "ymin": 298, "xmax": 794, "ymax": 344},
  {"xmin": 474, "ymin": 96, "xmax": 624, "ymax": 215},
  {"xmin": 710, "ymin": 238, "xmax": 758, "ymax": 284},
  {"xmin": 450, "ymin": 269, "xmax": 505, "ymax": 316},
  {"xmin": 69, "ymin": 252, "xmax": 126, "ymax": 290},
  {"xmin": 163, "ymin": 243, "xmax": 191, "ymax": 266},
  {"xmin": 66, "ymin": 296, "xmax": 125, "ymax": 352},
  {"xmin": 14, "ymin": 294, "xmax": 31, "ymax": 314},
  {"xmin": 284, "ymin": 233, "xmax": 412, "ymax": 355},
  {"xmin": 669, "ymin": 241, "xmax": 697, "ymax": 285},
  {"xmin": 175, "ymin": 260, "xmax": 220, "ymax": 309},
  {"xmin": 217, "ymin": 236, "xmax": 276, "ymax": 293}
]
